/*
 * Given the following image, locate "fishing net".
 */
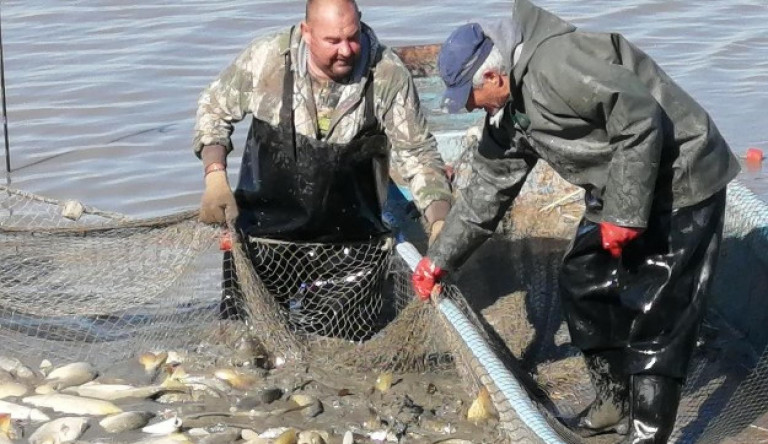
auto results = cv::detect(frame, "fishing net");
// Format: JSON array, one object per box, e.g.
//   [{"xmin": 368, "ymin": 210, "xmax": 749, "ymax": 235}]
[
  {"xmin": 0, "ymin": 182, "xmax": 456, "ymax": 374},
  {"xmin": 3, "ymin": 137, "xmax": 768, "ymax": 443},
  {"xmin": 224, "ymin": 231, "xmax": 453, "ymax": 373}
]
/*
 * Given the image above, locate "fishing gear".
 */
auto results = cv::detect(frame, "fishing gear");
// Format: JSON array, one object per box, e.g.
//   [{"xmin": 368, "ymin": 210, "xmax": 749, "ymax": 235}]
[{"xmin": 0, "ymin": 4, "xmax": 10, "ymax": 175}]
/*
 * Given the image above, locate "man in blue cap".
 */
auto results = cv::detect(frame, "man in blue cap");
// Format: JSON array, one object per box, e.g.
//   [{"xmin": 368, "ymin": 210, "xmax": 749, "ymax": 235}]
[{"xmin": 411, "ymin": 1, "xmax": 740, "ymax": 443}]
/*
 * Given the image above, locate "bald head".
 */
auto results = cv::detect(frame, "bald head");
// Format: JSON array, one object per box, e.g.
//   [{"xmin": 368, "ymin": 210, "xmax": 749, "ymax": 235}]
[
  {"xmin": 305, "ymin": 0, "xmax": 360, "ymax": 24},
  {"xmin": 301, "ymin": 0, "xmax": 363, "ymax": 81}
]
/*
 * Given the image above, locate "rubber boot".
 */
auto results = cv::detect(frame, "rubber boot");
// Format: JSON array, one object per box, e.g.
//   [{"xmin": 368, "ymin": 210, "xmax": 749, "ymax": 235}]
[
  {"xmin": 567, "ymin": 350, "xmax": 629, "ymax": 437},
  {"xmin": 619, "ymin": 374, "xmax": 682, "ymax": 444}
]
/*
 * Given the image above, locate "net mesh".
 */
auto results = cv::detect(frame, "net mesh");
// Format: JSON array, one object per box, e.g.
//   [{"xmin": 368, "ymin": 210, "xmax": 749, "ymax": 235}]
[
  {"xmin": 225, "ymin": 232, "xmax": 454, "ymax": 373},
  {"xmin": 3, "ymin": 151, "xmax": 768, "ymax": 443}
]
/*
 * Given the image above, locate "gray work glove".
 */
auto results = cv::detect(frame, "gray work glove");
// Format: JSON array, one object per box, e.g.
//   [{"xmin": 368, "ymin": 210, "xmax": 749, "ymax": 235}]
[{"xmin": 200, "ymin": 170, "xmax": 238, "ymax": 224}]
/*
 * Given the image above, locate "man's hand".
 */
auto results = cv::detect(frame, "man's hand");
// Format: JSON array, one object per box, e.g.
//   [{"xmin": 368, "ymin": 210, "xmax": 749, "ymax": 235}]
[
  {"xmin": 428, "ymin": 220, "xmax": 445, "ymax": 246},
  {"xmin": 412, "ymin": 257, "xmax": 446, "ymax": 301},
  {"xmin": 200, "ymin": 169, "xmax": 239, "ymax": 224},
  {"xmin": 599, "ymin": 222, "xmax": 643, "ymax": 258}
]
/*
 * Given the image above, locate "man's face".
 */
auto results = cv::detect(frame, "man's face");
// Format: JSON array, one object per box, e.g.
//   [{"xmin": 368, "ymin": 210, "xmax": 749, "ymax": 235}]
[
  {"xmin": 301, "ymin": 2, "xmax": 362, "ymax": 81},
  {"xmin": 466, "ymin": 71, "xmax": 511, "ymax": 115}
]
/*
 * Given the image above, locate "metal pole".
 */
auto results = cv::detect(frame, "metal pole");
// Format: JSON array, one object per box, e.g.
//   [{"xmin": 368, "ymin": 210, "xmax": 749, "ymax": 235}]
[{"xmin": 0, "ymin": 3, "xmax": 11, "ymax": 174}]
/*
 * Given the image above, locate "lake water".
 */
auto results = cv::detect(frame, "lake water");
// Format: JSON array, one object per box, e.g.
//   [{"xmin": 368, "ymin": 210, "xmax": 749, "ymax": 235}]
[{"xmin": 2, "ymin": 0, "xmax": 767, "ymax": 217}]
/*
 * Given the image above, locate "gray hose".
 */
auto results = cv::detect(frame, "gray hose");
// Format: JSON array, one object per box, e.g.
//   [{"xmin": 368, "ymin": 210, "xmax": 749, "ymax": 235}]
[{"xmin": 395, "ymin": 242, "xmax": 567, "ymax": 444}]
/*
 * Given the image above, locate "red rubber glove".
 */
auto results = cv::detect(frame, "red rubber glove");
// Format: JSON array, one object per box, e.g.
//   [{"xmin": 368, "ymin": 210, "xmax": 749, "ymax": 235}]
[
  {"xmin": 412, "ymin": 257, "xmax": 446, "ymax": 301},
  {"xmin": 599, "ymin": 222, "xmax": 644, "ymax": 258}
]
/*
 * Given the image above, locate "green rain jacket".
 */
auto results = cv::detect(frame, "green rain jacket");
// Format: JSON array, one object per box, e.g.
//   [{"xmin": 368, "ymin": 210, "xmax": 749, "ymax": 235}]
[{"xmin": 430, "ymin": 0, "xmax": 740, "ymax": 270}]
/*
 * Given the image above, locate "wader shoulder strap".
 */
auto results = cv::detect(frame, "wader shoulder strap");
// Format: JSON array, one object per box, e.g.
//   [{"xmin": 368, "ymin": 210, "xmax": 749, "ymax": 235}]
[
  {"xmin": 363, "ymin": 69, "xmax": 379, "ymax": 131},
  {"xmin": 280, "ymin": 30, "xmax": 297, "ymax": 158}
]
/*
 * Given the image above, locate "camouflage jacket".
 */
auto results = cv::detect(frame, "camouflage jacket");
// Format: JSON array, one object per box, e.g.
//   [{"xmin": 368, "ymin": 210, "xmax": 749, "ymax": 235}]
[
  {"xmin": 429, "ymin": 0, "xmax": 740, "ymax": 270},
  {"xmin": 193, "ymin": 23, "xmax": 452, "ymax": 216}
]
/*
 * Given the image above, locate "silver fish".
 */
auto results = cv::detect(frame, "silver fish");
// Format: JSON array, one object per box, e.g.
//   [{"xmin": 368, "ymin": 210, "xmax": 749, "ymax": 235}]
[
  {"xmin": 28, "ymin": 417, "xmax": 89, "ymax": 444},
  {"xmin": 36, "ymin": 362, "xmax": 97, "ymax": 394},
  {"xmin": 22, "ymin": 394, "xmax": 122, "ymax": 416},
  {"xmin": 0, "ymin": 380, "xmax": 28, "ymax": 399},
  {"xmin": 0, "ymin": 399, "xmax": 50, "ymax": 422},
  {"xmin": 64, "ymin": 382, "xmax": 177, "ymax": 401},
  {"xmin": 99, "ymin": 411, "xmax": 155, "ymax": 433},
  {"xmin": 0, "ymin": 357, "xmax": 36, "ymax": 380},
  {"xmin": 141, "ymin": 416, "xmax": 182, "ymax": 435}
]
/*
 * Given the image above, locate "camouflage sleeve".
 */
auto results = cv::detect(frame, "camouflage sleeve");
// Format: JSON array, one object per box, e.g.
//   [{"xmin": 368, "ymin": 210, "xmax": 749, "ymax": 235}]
[
  {"xmin": 428, "ymin": 116, "xmax": 537, "ymax": 271},
  {"xmin": 377, "ymin": 55, "xmax": 453, "ymax": 215},
  {"xmin": 192, "ymin": 42, "xmax": 257, "ymax": 157}
]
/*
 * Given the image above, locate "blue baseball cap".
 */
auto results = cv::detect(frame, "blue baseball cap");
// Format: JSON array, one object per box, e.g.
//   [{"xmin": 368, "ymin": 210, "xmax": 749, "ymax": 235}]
[{"xmin": 438, "ymin": 23, "xmax": 494, "ymax": 114}]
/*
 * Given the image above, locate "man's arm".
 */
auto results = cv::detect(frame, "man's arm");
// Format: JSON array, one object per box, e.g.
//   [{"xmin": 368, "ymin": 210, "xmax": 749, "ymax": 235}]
[
  {"xmin": 376, "ymin": 54, "xmax": 453, "ymax": 229},
  {"xmin": 193, "ymin": 42, "xmax": 257, "ymax": 158},
  {"xmin": 193, "ymin": 41, "xmax": 258, "ymax": 223},
  {"xmin": 429, "ymin": 116, "xmax": 537, "ymax": 271}
]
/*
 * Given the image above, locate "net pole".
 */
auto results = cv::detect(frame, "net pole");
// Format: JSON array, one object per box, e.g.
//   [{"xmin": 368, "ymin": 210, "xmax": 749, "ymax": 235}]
[{"xmin": 0, "ymin": 3, "xmax": 11, "ymax": 175}]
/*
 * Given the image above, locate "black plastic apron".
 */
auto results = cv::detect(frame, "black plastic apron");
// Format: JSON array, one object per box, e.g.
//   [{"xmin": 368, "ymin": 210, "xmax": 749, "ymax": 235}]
[
  {"xmin": 220, "ymin": 51, "xmax": 390, "ymax": 329},
  {"xmin": 559, "ymin": 189, "xmax": 726, "ymax": 380},
  {"xmin": 233, "ymin": 51, "xmax": 389, "ymax": 242}
]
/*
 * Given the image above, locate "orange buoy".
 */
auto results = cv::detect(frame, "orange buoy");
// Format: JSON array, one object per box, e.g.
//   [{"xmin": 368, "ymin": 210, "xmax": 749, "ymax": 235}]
[{"xmin": 746, "ymin": 147, "xmax": 764, "ymax": 163}]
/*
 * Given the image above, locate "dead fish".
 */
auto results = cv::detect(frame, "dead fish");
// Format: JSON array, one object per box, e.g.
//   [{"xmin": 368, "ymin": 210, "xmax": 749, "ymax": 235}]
[
  {"xmin": 213, "ymin": 368, "xmax": 259, "ymax": 390},
  {"xmin": 165, "ymin": 351, "xmax": 186, "ymax": 365},
  {"xmin": 99, "ymin": 411, "xmax": 155, "ymax": 433},
  {"xmin": 298, "ymin": 430, "xmax": 328, "ymax": 444},
  {"xmin": 257, "ymin": 427, "xmax": 292, "ymax": 439},
  {"xmin": 0, "ymin": 380, "xmax": 28, "ymax": 399},
  {"xmin": 64, "ymin": 381, "xmax": 178, "ymax": 401},
  {"xmin": 274, "ymin": 429, "xmax": 298, "ymax": 444},
  {"xmin": 22, "ymin": 394, "xmax": 122, "ymax": 416},
  {"xmin": 466, "ymin": 386, "xmax": 496, "ymax": 422},
  {"xmin": 0, "ymin": 399, "xmax": 50, "ymax": 422},
  {"xmin": 163, "ymin": 368, "xmax": 228, "ymax": 398},
  {"xmin": 374, "ymin": 373, "xmax": 394, "ymax": 393},
  {"xmin": 36, "ymin": 362, "xmax": 97, "ymax": 393},
  {"xmin": 0, "ymin": 413, "xmax": 22, "ymax": 440},
  {"xmin": 28, "ymin": 416, "xmax": 89, "ymax": 444},
  {"xmin": 240, "ymin": 429, "xmax": 259, "ymax": 441},
  {"xmin": 138, "ymin": 352, "xmax": 169, "ymax": 375},
  {"xmin": 142, "ymin": 416, "xmax": 182, "ymax": 435},
  {"xmin": 0, "ymin": 356, "xmax": 36, "ymax": 380},
  {"xmin": 135, "ymin": 433, "xmax": 192, "ymax": 444},
  {"xmin": 39, "ymin": 360, "xmax": 53, "ymax": 377}
]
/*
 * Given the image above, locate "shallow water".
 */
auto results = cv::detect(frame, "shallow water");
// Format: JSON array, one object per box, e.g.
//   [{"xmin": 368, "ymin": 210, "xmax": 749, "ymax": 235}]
[{"xmin": 1, "ymin": 0, "xmax": 767, "ymax": 217}]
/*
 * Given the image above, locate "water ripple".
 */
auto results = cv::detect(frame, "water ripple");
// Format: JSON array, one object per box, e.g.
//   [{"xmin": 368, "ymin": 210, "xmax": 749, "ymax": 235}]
[{"xmin": 2, "ymin": 0, "xmax": 767, "ymax": 214}]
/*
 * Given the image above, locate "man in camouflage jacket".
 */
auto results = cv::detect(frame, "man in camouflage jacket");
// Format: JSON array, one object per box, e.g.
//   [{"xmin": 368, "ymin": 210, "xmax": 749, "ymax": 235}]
[
  {"xmin": 194, "ymin": 0, "xmax": 451, "ymax": 330},
  {"xmin": 412, "ymin": 1, "xmax": 740, "ymax": 443},
  {"xmin": 194, "ymin": 0, "xmax": 451, "ymax": 234}
]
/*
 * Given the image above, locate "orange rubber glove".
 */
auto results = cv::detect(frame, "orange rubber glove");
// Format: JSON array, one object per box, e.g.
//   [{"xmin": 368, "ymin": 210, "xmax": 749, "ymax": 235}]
[
  {"xmin": 412, "ymin": 257, "xmax": 446, "ymax": 301},
  {"xmin": 599, "ymin": 222, "xmax": 643, "ymax": 258}
]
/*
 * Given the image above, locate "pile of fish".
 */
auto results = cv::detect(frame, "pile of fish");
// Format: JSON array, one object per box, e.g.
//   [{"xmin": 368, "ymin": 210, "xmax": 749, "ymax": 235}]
[{"xmin": 0, "ymin": 346, "xmax": 501, "ymax": 444}]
